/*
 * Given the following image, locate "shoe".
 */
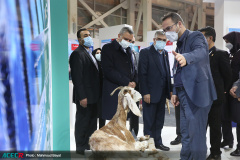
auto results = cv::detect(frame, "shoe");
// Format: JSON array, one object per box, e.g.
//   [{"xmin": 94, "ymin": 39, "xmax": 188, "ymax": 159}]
[
  {"xmin": 86, "ymin": 145, "xmax": 90, "ymax": 150},
  {"xmin": 230, "ymin": 148, "xmax": 240, "ymax": 156},
  {"xmin": 76, "ymin": 150, "xmax": 85, "ymax": 155},
  {"xmin": 206, "ymin": 154, "xmax": 221, "ymax": 160},
  {"xmin": 220, "ymin": 141, "xmax": 233, "ymax": 148},
  {"xmin": 155, "ymin": 144, "xmax": 170, "ymax": 151},
  {"xmin": 170, "ymin": 136, "xmax": 181, "ymax": 145}
]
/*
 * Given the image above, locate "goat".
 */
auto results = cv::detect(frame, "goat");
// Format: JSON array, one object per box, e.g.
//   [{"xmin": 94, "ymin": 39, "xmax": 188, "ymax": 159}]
[{"xmin": 89, "ymin": 86, "xmax": 149, "ymax": 151}]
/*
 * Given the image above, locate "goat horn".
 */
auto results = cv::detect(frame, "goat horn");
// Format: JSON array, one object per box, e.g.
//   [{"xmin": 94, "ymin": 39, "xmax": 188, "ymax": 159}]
[{"xmin": 110, "ymin": 86, "xmax": 123, "ymax": 96}]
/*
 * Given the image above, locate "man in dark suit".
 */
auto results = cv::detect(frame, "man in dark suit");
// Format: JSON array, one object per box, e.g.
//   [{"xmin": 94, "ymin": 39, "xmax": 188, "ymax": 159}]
[
  {"xmin": 69, "ymin": 28, "xmax": 100, "ymax": 155},
  {"xmin": 162, "ymin": 12, "xmax": 217, "ymax": 160},
  {"xmin": 199, "ymin": 26, "xmax": 232, "ymax": 160},
  {"xmin": 101, "ymin": 27, "xmax": 137, "ymax": 120},
  {"xmin": 138, "ymin": 31, "xmax": 172, "ymax": 151}
]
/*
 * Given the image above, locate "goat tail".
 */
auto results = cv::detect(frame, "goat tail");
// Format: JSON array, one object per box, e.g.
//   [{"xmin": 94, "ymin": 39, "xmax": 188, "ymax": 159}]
[{"xmin": 110, "ymin": 86, "xmax": 123, "ymax": 96}]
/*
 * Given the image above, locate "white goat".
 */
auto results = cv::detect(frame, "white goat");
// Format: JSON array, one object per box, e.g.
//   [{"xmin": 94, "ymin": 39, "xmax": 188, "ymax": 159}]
[{"xmin": 89, "ymin": 86, "xmax": 149, "ymax": 151}]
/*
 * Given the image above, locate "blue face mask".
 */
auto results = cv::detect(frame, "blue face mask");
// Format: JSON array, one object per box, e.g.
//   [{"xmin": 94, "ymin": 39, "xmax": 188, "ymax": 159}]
[
  {"xmin": 83, "ymin": 36, "xmax": 93, "ymax": 47},
  {"xmin": 155, "ymin": 40, "xmax": 166, "ymax": 50},
  {"xmin": 129, "ymin": 43, "xmax": 135, "ymax": 50}
]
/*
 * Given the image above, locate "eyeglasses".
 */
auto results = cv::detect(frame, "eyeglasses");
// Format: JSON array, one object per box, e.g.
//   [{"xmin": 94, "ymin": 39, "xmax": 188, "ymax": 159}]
[
  {"xmin": 163, "ymin": 23, "xmax": 177, "ymax": 33},
  {"xmin": 155, "ymin": 38, "xmax": 167, "ymax": 42}
]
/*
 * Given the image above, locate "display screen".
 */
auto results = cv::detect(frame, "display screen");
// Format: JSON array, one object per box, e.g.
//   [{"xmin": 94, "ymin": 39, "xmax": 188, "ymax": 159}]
[{"xmin": 0, "ymin": 0, "xmax": 51, "ymax": 151}]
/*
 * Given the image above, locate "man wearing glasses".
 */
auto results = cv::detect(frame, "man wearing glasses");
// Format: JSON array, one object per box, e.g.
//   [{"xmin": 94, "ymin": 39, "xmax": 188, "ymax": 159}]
[
  {"xmin": 161, "ymin": 12, "xmax": 217, "ymax": 160},
  {"xmin": 138, "ymin": 31, "xmax": 172, "ymax": 151}
]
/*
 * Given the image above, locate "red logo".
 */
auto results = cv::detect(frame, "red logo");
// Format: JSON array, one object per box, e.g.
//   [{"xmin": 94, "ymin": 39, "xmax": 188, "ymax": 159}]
[
  {"xmin": 166, "ymin": 41, "xmax": 173, "ymax": 46},
  {"xmin": 71, "ymin": 44, "xmax": 79, "ymax": 50}
]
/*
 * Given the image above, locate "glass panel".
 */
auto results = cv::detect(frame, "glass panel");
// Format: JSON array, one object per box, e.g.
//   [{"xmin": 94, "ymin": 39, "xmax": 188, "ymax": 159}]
[
  {"xmin": 122, "ymin": 18, "xmax": 127, "ymax": 24},
  {"xmin": 104, "ymin": 15, "xmax": 121, "ymax": 26},
  {"xmin": 77, "ymin": 8, "xmax": 91, "ymax": 27},
  {"xmin": 95, "ymin": 0, "xmax": 120, "ymax": 14},
  {"xmin": 206, "ymin": 15, "xmax": 214, "ymax": 27},
  {"xmin": 112, "ymin": 8, "xmax": 121, "ymax": 16},
  {"xmin": 122, "ymin": 8, "xmax": 127, "ymax": 17},
  {"xmin": 152, "ymin": 9, "xmax": 164, "ymax": 24}
]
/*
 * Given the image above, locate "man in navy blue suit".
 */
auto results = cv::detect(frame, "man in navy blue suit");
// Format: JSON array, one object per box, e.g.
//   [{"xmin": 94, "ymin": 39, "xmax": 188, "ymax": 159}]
[
  {"xmin": 138, "ymin": 31, "xmax": 172, "ymax": 151},
  {"xmin": 162, "ymin": 12, "xmax": 217, "ymax": 160}
]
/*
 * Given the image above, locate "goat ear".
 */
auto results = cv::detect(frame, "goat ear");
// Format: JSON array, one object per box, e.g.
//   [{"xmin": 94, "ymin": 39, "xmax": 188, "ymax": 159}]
[{"xmin": 123, "ymin": 93, "xmax": 142, "ymax": 117}]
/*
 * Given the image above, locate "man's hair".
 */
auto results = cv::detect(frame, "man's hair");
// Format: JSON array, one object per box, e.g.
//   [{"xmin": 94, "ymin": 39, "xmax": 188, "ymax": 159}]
[
  {"xmin": 198, "ymin": 26, "xmax": 216, "ymax": 42},
  {"xmin": 154, "ymin": 30, "xmax": 165, "ymax": 38},
  {"xmin": 119, "ymin": 27, "xmax": 134, "ymax": 35},
  {"xmin": 161, "ymin": 12, "xmax": 185, "ymax": 25},
  {"xmin": 77, "ymin": 28, "xmax": 88, "ymax": 39}
]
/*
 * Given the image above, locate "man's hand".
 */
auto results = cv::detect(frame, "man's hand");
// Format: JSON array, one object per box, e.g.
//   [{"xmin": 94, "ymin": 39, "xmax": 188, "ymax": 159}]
[
  {"xmin": 172, "ymin": 51, "xmax": 187, "ymax": 67},
  {"xmin": 80, "ymin": 98, "xmax": 87, "ymax": 108},
  {"xmin": 230, "ymin": 86, "xmax": 238, "ymax": 98},
  {"xmin": 171, "ymin": 95, "xmax": 180, "ymax": 106},
  {"xmin": 144, "ymin": 94, "xmax": 150, "ymax": 104},
  {"xmin": 128, "ymin": 82, "xmax": 136, "ymax": 88}
]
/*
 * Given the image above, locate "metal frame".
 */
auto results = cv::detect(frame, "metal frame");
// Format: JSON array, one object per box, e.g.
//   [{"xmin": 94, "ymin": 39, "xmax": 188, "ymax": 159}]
[
  {"xmin": 72, "ymin": 0, "xmax": 210, "ymax": 41},
  {"xmin": 79, "ymin": 0, "xmax": 108, "ymax": 27},
  {"xmin": 81, "ymin": 0, "xmax": 128, "ymax": 28}
]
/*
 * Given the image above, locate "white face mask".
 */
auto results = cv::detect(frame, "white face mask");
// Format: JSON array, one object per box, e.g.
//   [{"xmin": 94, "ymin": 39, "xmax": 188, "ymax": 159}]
[
  {"xmin": 95, "ymin": 54, "xmax": 101, "ymax": 61},
  {"xmin": 226, "ymin": 42, "xmax": 233, "ymax": 50},
  {"xmin": 119, "ymin": 39, "xmax": 130, "ymax": 49},
  {"xmin": 165, "ymin": 25, "xmax": 181, "ymax": 42},
  {"xmin": 166, "ymin": 31, "xmax": 178, "ymax": 42}
]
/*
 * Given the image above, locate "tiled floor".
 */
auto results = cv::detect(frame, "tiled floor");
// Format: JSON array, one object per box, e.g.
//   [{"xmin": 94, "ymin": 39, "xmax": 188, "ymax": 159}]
[{"xmin": 70, "ymin": 122, "xmax": 238, "ymax": 160}]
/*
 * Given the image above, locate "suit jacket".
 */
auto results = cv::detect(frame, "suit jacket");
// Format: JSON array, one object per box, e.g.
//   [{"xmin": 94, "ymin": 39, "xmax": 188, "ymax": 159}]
[
  {"xmin": 209, "ymin": 46, "xmax": 232, "ymax": 105},
  {"xmin": 138, "ymin": 45, "xmax": 172, "ymax": 103},
  {"xmin": 172, "ymin": 30, "xmax": 217, "ymax": 108},
  {"xmin": 101, "ymin": 39, "xmax": 137, "ymax": 120},
  {"xmin": 233, "ymin": 71, "xmax": 240, "ymax": 88},
  {"xmin": 69, "ymin": 45, "xmax": 100, "ymax": 104}
]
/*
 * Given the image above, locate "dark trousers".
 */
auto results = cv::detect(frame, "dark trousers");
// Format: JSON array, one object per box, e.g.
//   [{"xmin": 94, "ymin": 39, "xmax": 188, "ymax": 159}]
[
  {"xmin": 237, "ymin": 124, "xmax": 240, "ymax": 148},
  {"xmin": 75, "ymin": 103, "xmax": 97, "ymax": 151},
  {"xmin": 207, "ymin": 103, "xmax": 222, "ymax": 155},
  {"xmin": 99, "ymin": 118, "xmax": 105, "ymax": 129},
  {"xmin": 221, "ymin": 95, "xmax": 240, "ymax": 148},
  {"xmin": 177, "ymin": 89, "xmax": 211, "ymax": 160},
  {"xmin": 221, "ymin": 94, "xmax": 234, "ymax": 145},
  {"xmin": 129, "ymin": 102, "xmax": 139, "ymax": 136},
  {"xmin": 143, "ymin": 94, "xmax": 166, "ymax": 146},
  {"xmin": 222, "ymin": 117, "xmax": 240, "ymax": 149},
  {"xmin": 175, "ymin": 105, "xmax": 181, "ymax": 137}
]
